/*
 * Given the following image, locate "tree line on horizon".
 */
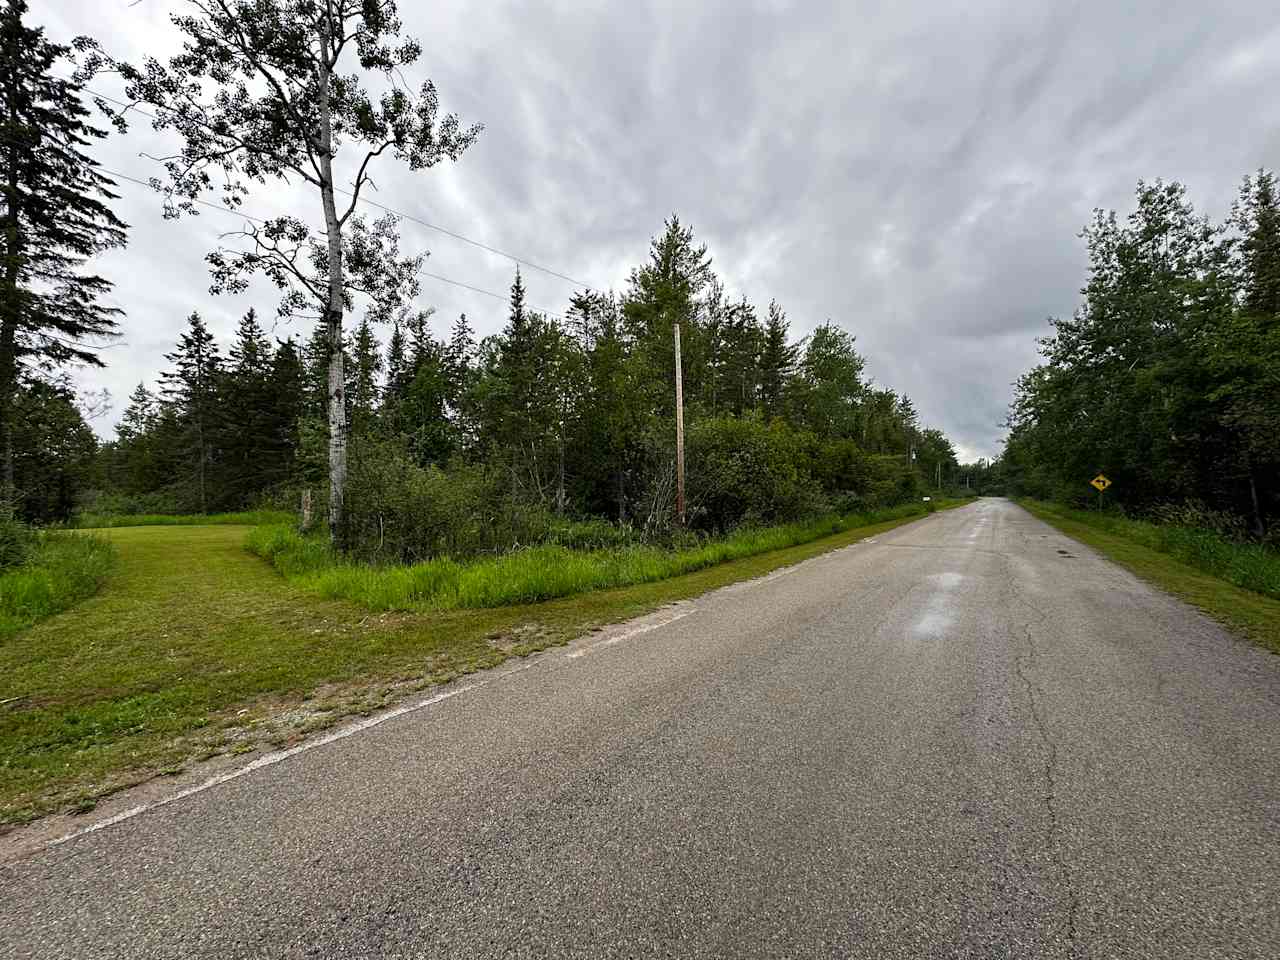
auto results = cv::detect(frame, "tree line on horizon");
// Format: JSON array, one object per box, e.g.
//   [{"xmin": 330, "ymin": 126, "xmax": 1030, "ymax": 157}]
[{"xmin": 99, "ymin": 217, "xmax": 958, "ymax": 554}]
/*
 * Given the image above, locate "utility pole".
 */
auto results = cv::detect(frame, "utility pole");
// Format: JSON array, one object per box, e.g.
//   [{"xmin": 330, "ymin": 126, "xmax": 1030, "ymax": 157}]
[{"xmin": 674, "ymin": 319, "xmax": 686, "ymax": 526}]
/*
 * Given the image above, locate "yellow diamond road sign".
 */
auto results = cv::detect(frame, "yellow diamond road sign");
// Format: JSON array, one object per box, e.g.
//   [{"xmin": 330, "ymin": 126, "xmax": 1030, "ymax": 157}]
[{"xmin": 1091, "ymin": 474, "xmax": 1111, "ymax": 492}]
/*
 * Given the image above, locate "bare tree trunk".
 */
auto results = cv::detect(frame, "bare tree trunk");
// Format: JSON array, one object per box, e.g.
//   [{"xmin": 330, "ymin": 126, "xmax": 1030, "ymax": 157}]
[
  {"xmin": 0, "ymin": 84, "xmax": 19, "ymax": 511},
  {"xmin": 317, "ymin": 52, "xmax": 348, "ymax": 548}
]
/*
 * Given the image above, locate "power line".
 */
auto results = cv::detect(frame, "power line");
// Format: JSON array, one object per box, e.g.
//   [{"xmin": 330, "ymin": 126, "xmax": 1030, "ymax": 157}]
[
  {"xmin": 74, "ymin": 81, "xmax": 597, "ymax": 290},
  {"xmin": 87, "ymin": 159, "xmax": 565, "ymax": 316},
  {"xmin": 0, "ymin": 115, "xmax": 554, "ymax": 313}
]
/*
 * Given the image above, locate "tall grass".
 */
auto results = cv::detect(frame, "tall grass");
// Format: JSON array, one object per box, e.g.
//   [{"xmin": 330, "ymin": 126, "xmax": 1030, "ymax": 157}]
[
  {"xmin": 1025, "ymin": 500, "xmax": 1280, "ymax": 600},
  {"xmin": 0, "ymin": 533, "xmax": 116, "ymax": 640},
  {"xmin": 247, "ymin": 501, "xmax": 951, "ymax": 612},
  {"xmin": 75, "ymin": 509, "xmax": 295, "ymax": 529}
]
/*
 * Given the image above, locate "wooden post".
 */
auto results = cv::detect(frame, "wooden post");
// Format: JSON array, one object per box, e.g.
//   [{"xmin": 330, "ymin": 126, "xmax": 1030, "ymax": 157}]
[{"xmin": 674, "ymin": 320, "xmax": 686, "ymax": 526}]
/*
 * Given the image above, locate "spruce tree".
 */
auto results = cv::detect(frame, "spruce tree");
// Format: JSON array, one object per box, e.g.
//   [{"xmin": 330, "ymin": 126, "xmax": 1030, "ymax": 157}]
[
  {"xmin": 759, "ymin": 301, "xmax": 798, "ymax": 419},
  {"xmin": 349, "ymin": 316, "xmax": 383, "ymax": 436},
  {"xmin": 159, "ymin": 313, "xmax": 222, "ymax": 512},
  {"xmin": 113, "ymin": 383, "xmax": 161, "ymax": 494},
  {"xmin": 263, "ymin": 338, "xmax": 305, "ymax": 488},
  {"xmin": 0, "ymin": 0, "xmax": 127, "ymax": 504},
  {"xmin": 383, "ymin": 321, "xmax": 410, "ymax": 408},
  {"xmin": 221, "ymin": 309, "xmax": 276, "ymax": 502}
]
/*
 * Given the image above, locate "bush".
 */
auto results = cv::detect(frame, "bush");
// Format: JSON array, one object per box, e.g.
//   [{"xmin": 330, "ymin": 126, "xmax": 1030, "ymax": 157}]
[
  {"xmin": 343, "ymin": 440, "xmax": 557, "ymax": 563},
  {"xmin": 76, "ymin": 489, "xmax": 184, "ymax": 519},
  {"xmin": 685, "ymin": 417, "xmax": 822, "ymax": 532}
]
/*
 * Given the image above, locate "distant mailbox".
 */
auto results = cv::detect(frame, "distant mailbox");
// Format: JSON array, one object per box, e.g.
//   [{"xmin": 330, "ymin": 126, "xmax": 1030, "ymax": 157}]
[{"xmin": 922, "ymin": 496, "xmax": 931, "ymax": 502}]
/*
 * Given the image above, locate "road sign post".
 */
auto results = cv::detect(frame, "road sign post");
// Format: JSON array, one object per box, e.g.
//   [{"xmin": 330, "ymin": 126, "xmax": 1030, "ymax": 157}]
[{"xmin": 1090, "ymin": 473, "xmax": 1111, "ymax": 510}]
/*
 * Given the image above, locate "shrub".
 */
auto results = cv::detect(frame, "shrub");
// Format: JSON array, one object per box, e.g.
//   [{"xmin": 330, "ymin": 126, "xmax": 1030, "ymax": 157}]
[
  {"xmin": 685, "ymin": 417, "xmax": 822, "ymax": 532},
  {"xmin": 343, "ymin": 440, "xmax": 556, "ymax": 563}
]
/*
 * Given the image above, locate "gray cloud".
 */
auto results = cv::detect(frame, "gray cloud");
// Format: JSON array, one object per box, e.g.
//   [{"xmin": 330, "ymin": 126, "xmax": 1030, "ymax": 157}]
[{"xmin": 46, "ymin": 0, "xmax": 1280, "ymax": 459}]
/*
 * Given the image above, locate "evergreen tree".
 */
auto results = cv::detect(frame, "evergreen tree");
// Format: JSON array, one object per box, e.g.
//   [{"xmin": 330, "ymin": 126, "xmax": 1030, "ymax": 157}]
[
  {"xmin": 11, "ymin": 374, "xmax": 96, "ymax": 521},
  {"xmin": 262, "ymin": 337, "xmax": 305, "ymax": 489},
  {"xmin": 445, "ymin": 313, "xmax": 476, "ymax": 448},
  {"xmin": 383, "ymin": 320, "xmax": 410, "ymax": 408},
  {"xmin": 349, "ymin": 316, "xmax": 383, "ymax": 436},
  {"xmin": 623, "ymin": 216, "xmax": 715, "ymax": 416},
  {"xmin": 113, "ymin": 383, "xmax": 162, "ymax": 494},
  {"xmin": 0, "ymin": 0, "xmax": 127, "ymax": 504},
  {"xmin": 220, "ymin": 309, "xmax": 278, "ymax": 503},
  {"xmin": 159, "ymin": 313, "xmax": 222, "ymax": 512},
  {"xmin": 759, "ymin": 300, "xmax": 797, "ymax": 419}
]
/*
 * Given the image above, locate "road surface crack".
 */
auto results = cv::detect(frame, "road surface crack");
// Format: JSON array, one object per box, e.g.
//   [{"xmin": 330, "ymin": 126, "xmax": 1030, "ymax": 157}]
[{"xmin": 1011, "ymin": 594, "xmax": 1081, "ymax": 958}]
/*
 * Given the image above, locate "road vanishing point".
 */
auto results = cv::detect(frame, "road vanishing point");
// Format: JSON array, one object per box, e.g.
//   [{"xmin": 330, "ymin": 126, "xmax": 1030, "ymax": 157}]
[{"xmin": 2, "ymin": 499, "xmax": 1277, "ymax": 958}]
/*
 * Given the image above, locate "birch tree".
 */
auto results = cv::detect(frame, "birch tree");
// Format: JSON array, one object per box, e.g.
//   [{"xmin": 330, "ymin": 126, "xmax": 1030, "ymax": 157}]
[{"xmin": 93, "ymin": 0, "xmax": 479, "ymax": 543}]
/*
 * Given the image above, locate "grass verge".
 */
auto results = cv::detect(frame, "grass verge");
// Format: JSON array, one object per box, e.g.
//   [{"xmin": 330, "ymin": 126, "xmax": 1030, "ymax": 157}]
[
  {"xmin": 1021, "ymin": 500, "xmax": 1280, "ymax": 654},
  {"xmin": 1, "ymin": 502, "xmax": 965, "ymax": 828},
  {"xmin": 248, "ymin": 501, "xmax": 968, "ymax": 612},
  {"xmin": 0, "ymin": 533, "xmax": 115, "ymax": 641},
  {"xmin": 73, "ymin": 509, "xmax": 295, "ymax": 529}
]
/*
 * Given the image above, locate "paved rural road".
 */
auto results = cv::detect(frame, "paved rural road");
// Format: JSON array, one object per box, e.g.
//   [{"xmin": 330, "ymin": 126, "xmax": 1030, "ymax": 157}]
[{"xmin": 3, "ymin": 499, "xmax": 1279, "ymax": 959}]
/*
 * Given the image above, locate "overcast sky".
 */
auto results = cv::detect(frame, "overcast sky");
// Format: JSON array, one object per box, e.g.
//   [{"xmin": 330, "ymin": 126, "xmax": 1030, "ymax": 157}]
[{"xmin": 44, "ymin": 0, "xmax": 1280, "ymax": 460}]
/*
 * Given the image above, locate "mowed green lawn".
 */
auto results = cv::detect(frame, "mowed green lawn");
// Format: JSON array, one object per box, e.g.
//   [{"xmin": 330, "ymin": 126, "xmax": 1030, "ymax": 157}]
[{"xmin": 1, "ymin": 511, "xmax": 941, "ymax": 827}]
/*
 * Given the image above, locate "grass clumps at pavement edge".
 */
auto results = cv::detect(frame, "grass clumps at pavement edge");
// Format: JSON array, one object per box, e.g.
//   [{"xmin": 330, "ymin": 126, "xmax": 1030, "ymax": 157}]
[
  {"xmin": 1021, "ymin": 499, "xmax": 1280, "ymax": 654},
  {"xmin": 247, "ymin": 501, "xmax": 964, "ymax": 612},
  {"xmin": 0, "ymin": 532, "xmax": 115, "ymax": 641},
  {"xmin": 1020, "ymin": 500, "xmax": 1280, "ymax": 600}
]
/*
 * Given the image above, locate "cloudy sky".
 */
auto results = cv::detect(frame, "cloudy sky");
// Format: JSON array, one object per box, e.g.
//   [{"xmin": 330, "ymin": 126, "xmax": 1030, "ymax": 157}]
[{"xmin": 43, "ymin": 0, "xmax": 1280, "ymax": 459}]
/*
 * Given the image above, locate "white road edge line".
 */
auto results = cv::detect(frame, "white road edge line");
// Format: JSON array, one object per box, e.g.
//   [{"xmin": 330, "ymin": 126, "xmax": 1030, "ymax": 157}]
[
  {"xmin": 46, "ymin": 682, "xmax": 484, "ymax": 849},
  {"xmin": 565, "ymin": 611, "xmax": 693, "ymax": 659}
]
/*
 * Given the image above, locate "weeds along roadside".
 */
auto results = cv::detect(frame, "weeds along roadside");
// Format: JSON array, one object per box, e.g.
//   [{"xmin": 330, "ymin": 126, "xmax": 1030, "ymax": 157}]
[
  {"xmin": 1020, "ymin": 499, "xmax": 1280, "ymax": 601},
  {"xmin": 247, "ymin": 500, "xmax": 962, "ymax": 612}
]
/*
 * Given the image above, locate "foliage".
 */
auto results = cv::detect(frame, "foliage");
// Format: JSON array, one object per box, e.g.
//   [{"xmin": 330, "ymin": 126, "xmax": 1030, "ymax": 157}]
[
  {"xmin": 100, "ymin": 214, "xmax": 958, "ymax": 551},
  {"xmin": 1004, "ymin": 173, "xmax": 1280, "ymax": 535},
  {"xmin": 83, "ymin": 0, "xmax": 480, "ymax": 544},
  {"xmin": 249, "ymin": 500, "xmax": 962, "ymax": 612},
  {"xmin": 685, "ymin": 416, "xmax": 820, "ymax": 530},
  {"xmin": 0, "ymin": 511, "xmax": 33, "ymax": 568},
  {"xmin": 0, "ymin": 0, "xmax": 126, "ymax": 508},
  {"xmin": 0, "ymin": 530, "xmax": 114, "ymax": 639},
  {"xmin": 10, "ymin": 376, "xmax": 99, "ymax": 522},
  {"xmin": 342, "ymin": 438, "xmax": 557, "ymax": 562}
]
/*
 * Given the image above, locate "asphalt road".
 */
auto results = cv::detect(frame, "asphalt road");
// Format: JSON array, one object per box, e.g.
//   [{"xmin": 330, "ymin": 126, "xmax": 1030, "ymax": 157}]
[{"xmin": 3, "ymin": 498, "xmax": 1278, "ymax": 959}]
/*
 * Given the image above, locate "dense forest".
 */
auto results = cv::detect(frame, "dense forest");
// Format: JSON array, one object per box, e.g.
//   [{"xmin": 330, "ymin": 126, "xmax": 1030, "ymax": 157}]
[
  {"xmin": 2, "ymin": 0, "xmax": 962, "ymax": 562},
  {"xmin": 1002, "ymin": 174, "xmax": 1280, "ymax": 538},
  {"xmin": 90, "ymin": 218, "xmax": 958, "ymax": 559}
]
